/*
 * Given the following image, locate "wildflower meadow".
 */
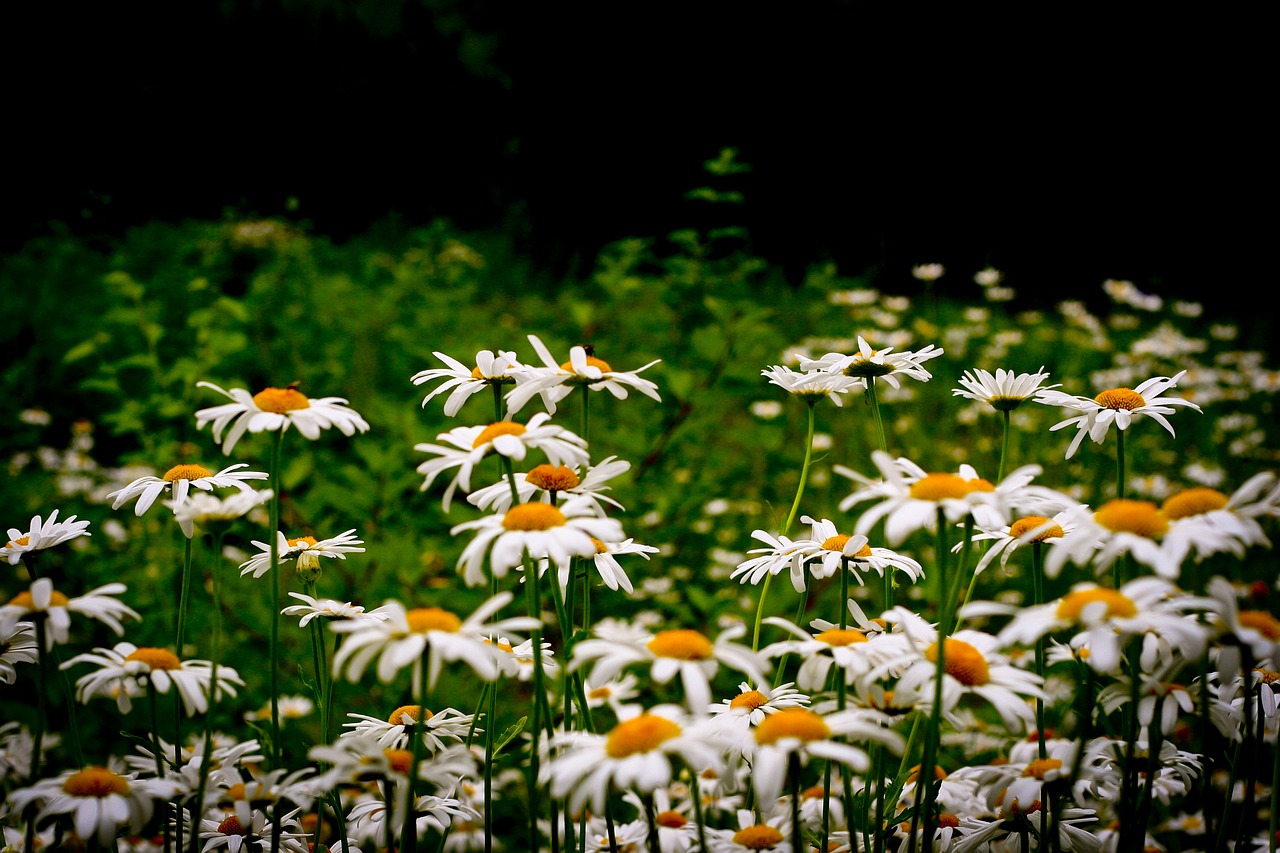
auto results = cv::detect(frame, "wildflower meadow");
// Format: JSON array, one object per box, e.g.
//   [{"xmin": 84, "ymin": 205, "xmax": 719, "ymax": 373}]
[{"xmin": 3, "ymin": 179, "xmax": 1280, "ymax": 853}]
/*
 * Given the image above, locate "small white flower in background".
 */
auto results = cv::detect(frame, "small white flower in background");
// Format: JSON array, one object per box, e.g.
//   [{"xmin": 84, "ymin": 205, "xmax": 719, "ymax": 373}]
[
  {"xmin": 412, "ymin": 349, "xmax": 524, "ymax": 417},
  {"xmin": 280, "ymin": 593, "xmax": 394, "ymax": 628},
  {"xmin": 104, "ymin": 462, "xmax": 267, "ymax": 519},
  {"xmin": 245, "ymin": 695, "xmax": 314, "ymax": 726},
  {"xmin": 60, "ymin": 641, "xmax": 244, "ymax": 716},
  {"xmin": 1034, "ymin": 370, "xmax": 1203, "ymax": 460},
  {"xmin": 0, "ymin": 578, "xmax": 140, "ymax": 650},
  {"xmin": 951, "ymin": 366, "xmax": 1060, "ymax": 412},
  {"xmin": 761, "ymin": 364, "xmax": 863, "ymax": 407},
  {"xmin": 238, "ymin": 528, "xmax": 365, "ymax": 579},
  {"xmin": 165, "ymin": 489, "xmax": 273, "ymax": 539},
  {"xmin": 799, "ymin": 335, "xmax": 943, "ymax": 389},
  {"xmin": 960, "ymin": 506, "xmax": 1090, "ymax": 577},
  {"xmin": 195, "ymin": 381, "xmax": 370, "ymax": 455},
  {"xmin": 912, "ymin": 263, "xmax": 945, "ymax": 281},
  {"xmin": 974, "ymin": 267, "xmax": 1003, "ymax": 286},
  {"xmin": 2, "ymin": 510, "xmax": 92, "ymax": 566},
  {"xmin": 505, "ymin": 334, "xmax": 662, "ymax": 416}
]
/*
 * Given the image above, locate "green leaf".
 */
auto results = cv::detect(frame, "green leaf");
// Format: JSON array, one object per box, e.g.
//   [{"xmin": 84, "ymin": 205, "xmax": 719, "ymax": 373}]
[{"xmin": 492, "ymin": 716, "xmax": 527, "ymax": 758}]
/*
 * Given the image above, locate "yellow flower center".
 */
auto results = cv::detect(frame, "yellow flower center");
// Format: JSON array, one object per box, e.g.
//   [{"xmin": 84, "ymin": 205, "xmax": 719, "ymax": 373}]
[
  {"xmin": 730, "ymin": 689, "xmax": 769, "ymax": 710},
  {"xmin": 909, "ymin": 473, "xmax": 994, "ymax": 501},
  {"xmin": 7, "ymin": 590, "xmax": 70, "ymax": 610},
  {"xmin": 63, "ymin": 767, "xmax": 130, "ymax": 797},
  {"xmin": 252, "ymin": 387, "xmax": 310, "ymax": 413},
  {"xmin": 502, "ymin": 503, "xmax": 568, "ymax": 531},
  {"xmin": 1056, "ymin": 588, "xmax": 1138, "ymax": 622},
  {"xmin": 1161, "ymin": 488, "xmax": 1230, "ymax": 520},
  {"xmin": 815, "ymin": 628, "xmax": 869, "ymax": 647},
  {"xmin": 287, "ymin": 535, "xmax": 318, "ymax": 548},
  {"xmin": 655, "ymin": 811, "xmax": 687, "ymax": 828},
  {"xmin": 605, "ymin": 714, "xmax": 682, "ymax": 758},
  {"xmin": 589, "ymin": 537, "xmax": 609, "ymax": 555},
  {"xmin": 732, "ymin": 825, "xmax": 784, "ymax": 849},
  {"xmin": 801, "ymin": 784, "xmax": 826, "ymax": 800},
  {"xmin": 1093, "ymin": 500, "xmax": 1168, "ymax": 538},
  {"xmin": 485, "ymin": 638, "xmax": 516, "ymax": 653},
  {"xmin": 470, "ymin": 364, "xmax": 510, "ymax": 381},
  {"xmin": 844, "ymin": 353, "xmax": 893, "ymax": 379},
  {"xmin": 473, "ymin": 421, "xmax": 527, "ymax": 449},
  {"xmin": 1094, "ymin": 388, "xmax": 1147, "ymax": 410},
  {"xmin": 647, "ymin": 629, "xmax": 714, "ymax": 660},
  {"xmin": 753, "ymin": 708, "xmax": 831, "ymax": 745},
  {"xmin": 217, "ymin": 815, "xmax": 246, "ymax": 836},
  {"xmin": 1255, "ymin": 668, "xmax": 1280, "ymax": 685},
  {"xmin": 6, "ymin": 535, "xmax": 30, "ymax": 547},
  {"xmin": 938, "ymin": 813, "xmax": 961, "ymax": 828},
  {"xmin": 124, "ymin": 648, "xmax": 182, "ymax": 671},
  {"xmin": 561, "ymin": 355, "xmax": 613, "ymax": 374},
  {"xmin": 384, "ymin": 748, "xmax": 414, "ymax": 774},
  {"xmin": 1240, "ymin": 611, "xmax": 1280, "ymax": 640},
  {"xmin": 388, "ymin": 705, "xmax": 433, "ymax": 726},
  {"xmin": 1023, "ymin": 758, "xmax": 1063, "ymax": 779},
  {"xmin": 405, "ymin": 607, "xmax": 462, "ymax": 634},
  {"xmin": 587, "ymin": 686, "xmax": 613, "ymax": 699},
  {"xmin": 525, "ymin": 464, "xmax": 581, "ymax": 491},
  {"xmin": 820, "ymin": 534, "xmax": 872, "ymax": 556},
  {"xmin": 163, "ymin": 464, "xmax": 213, "ymax": 482},
  {"xmin": 925, "ymin": 638, "xmax": 990, "ymax": 686},
  {"xmin": 1009, "ymin": 516, "xmax": 1064, "ymax": 541}
]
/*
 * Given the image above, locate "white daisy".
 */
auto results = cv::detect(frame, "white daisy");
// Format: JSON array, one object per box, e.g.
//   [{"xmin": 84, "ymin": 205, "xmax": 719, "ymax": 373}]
[
  {"xmin": 1159, "ymin": 472, "xmax": 1280, "ymax": 563},
  {"xmin": 450, "ymin": 495, "xmax": 624, "ymax": 588},
  {"xmin": 710, "ymin": 808, "xmax": 793, "ymax": 853},
  {"xmin": 414, "ymin": 412, "xmax": 589, "ymax": 512},
  {"xmin": 708, "ymin": 681, "xmax": 811, "ymax": 733},
  {"xmin": 280, "ymin": 593, "xmax": 395, "ymax": 628},
  {"xmin": 411, "ymin": 349, "xmax": 523, "ymax": 417},
  {"xmin": 1, "ymin": 509, "xmax": 92, "ymax": 565},
  {"xmin": 238, "ymin": 528, "xmax": 365, "ymax": 579},
  {"xmin": 0, "ymin": 615, "xmax": 37, "ymax": 683},
  {"xmin": 959, "ymin": 506, "xmax": 1089, "ymax": 577},
  {"xmin": 761, "ymin": 364, "xmax": 862, "ymax": 407},
  {"xmin": 466, "ymin": 455, "xmax": 631, "ymax": 516},
  {"xmin": 505, "ymin": 334, "xmax": 662, "ymax": 416},
  {"xmin": 798, "ymin": 335, "xmax": 943, "ymax": 389},
  {"xmin": 8, "ymin": 765, "xmax": 179, "ymax": 847},
  {"xmin": 800, "ymin": 515, "xmax": 925, "ymax": 588},
  {"xmin": 195, "ymin": 806, "xmax": 310, "ymax": 853},
  {"xmin": 341, "ymin": 704, "xmax": 476, "ymax": 751},
  {"xmin": 195, "ymin": 381, "xmax": 370, "ymax": 455},
  {"xmin": 759, "ymin": 615, "xmax": 901, "ymax": 693},
  {"xmin": 60, "ymin": 641, "xmax": 244, "ymax": 716},
  {"xmin": 486, "ymin": 634, "xmax": 557, "ymax": 681},
  {"xmin": 244, "ymin": 695, "xmax": 314, "ymax": 726},
  {"xmin": 1034, "ymin": 369, "xmax": 1203, "ymax": 460},
  {"xmin": 104, "ymin": 462, "xmax": 268, "ymax": 520},
  {"xmin": 0, "ymin": 578, "xmax": 140, "ymax": 650},
  {"xmin": 730, "ymin": 528, "xmax": 824, "ymax": 592},
  {"xmin": 1043, "ymin": 498, "xmax": 1187, "ymax": 580},
  {"xmin": 165, "ymin": 489, "xmax": 273, "ymax": 539},
  {"xmin": 951, "ymin": 366, "xmax": 1060, "ymax": 411}
]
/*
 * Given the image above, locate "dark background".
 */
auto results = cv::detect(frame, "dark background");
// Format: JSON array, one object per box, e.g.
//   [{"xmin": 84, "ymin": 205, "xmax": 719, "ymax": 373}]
[{"xmin": 4, "ymin": 2, "xmax": 1269, "ymax": 300}]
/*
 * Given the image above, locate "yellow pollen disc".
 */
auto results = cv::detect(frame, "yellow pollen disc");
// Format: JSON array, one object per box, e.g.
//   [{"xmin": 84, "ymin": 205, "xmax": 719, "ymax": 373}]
[
  {"xmin": 287, "ymin": 535, "xmax": 318, "ymax": 549},
  {"xmin": 966, "ymin": 478, "xmax": 996, "ymax": 493},
  {"xmin": 909, "ymin": 473, "xmax": 975, "ymax": 501},
  {"xmin": 1094, "ymin": 387, "xmax": 1147, "ymax": 410},
  {"xmin": 252, "ymin": 387, "xmax": 310, "ymax": 413},
  {"xmin": 217, "ymin": 815, "xmax": 245, "ymax": 836},
  {"xmin": 63, "ymin": 767, "xmax": 130, "ymax": 797},
  {"xmin": 485, "ymin": 638, "xmax": 516, "ymax": 653},
  {"xmin": 647, "ymin": 629, "xmax": 714, "ymax": 660},
  {"xmin": 732, "ymin": 825, "xmax": 784, "ymax": 849},
  {"xmin": 587, "ymin": 686, "xmax": 612, "ymax": 699},
  {"xmin": 124, "ymin": 648, "xmax": 182, "ymax": 671},
  {"xmin": 605, "ymin": 714, "xmax": 682, "ymax": 758},
  {"xmin": 502, "ymin": 502, "xmax": 568, "ymax": 531},
  {"xmin": 526, "ymin": 464, "xmax": 581, "ymax": 491},
  {"xmin": 7, "ymin": 535, "xmax": 30, "ymax": 547},
  {"xmin": 388, "ymin": 705, "xmax": 433, "ymax": 726},
  {"xmin": 1009, "ymin": 516, "xmax": 1064, "ymax": 541},
  {"xmin": 655, "ymin": 811, "xmax": 686, "ymax": 828},
  {"xmin": 561, "ymin": 355, "xmax": 613, "ymax": 373},
  {"xmin": 821, "ymin": 534, "xmax": 851, "ymax": 552},
  {"xmin": 405, "ymin": 607, "xmax": 462, "ymax": 634},
  {"xmin": 1093, "ymin": 499, "xmax": 1168, "ymax": 538},
  {"xmin": 801, "ymin": 784, "xmax": 826, "ymax": 800},
  {"xmin": 938, "ymin": 813, "xmax": 960, "ymax": 828},
  {"xmin": 730, "ymin": 689, "xmax": 769, "ymax": 710},
  {"xmin": 224, "ymin": 783, "xmax": 246, "ymax": 800},
  {"xmin": 589, "ymin": 537, "xmax": 609, "ymax": 555},
  {"xmin": 1023, "ymin": 758, "xmax": 1063, "ymax": 779},
  {"xmin": 906, "ymin": 764, "xmax": 948, "ymax": 784},
  {"xmin": 1161, "ymin": 488, "xmax": 1230, "ymax": 520},
  {"xmin": 925, "ymin": 639, "xmax": 991, "ymax": 686},
  {"xmin": 384, "ymin": 749, "xmax": 414, "ymax": 774},
  {"xmin": 473, "ymin": 421, "xmax": 527, "ymax": 449},
  {"xmin": 1056, "ymin": 588, "xmax": 1138, "ymax": 622},
  {"xmin": 1255, "ymin": 668, "xmax": 1280, "ymax": 685},
  {"xmin": 162, "ymin": 464, "xmax": 213, "ymax": 482},
  {"xmin": 7, "ymin": 590, "xmax": 70, "ymax": 610},
  {"xmin": 815, "ymin": 627, "xmax": 869, "ymax": 647},
  {"xmin": 1240, "ymin": 611, "xmax": 1280, "ymax": 640},
  {"xmin": 753, "ymin": 708, "xmax": 831, "ymax": 745}
]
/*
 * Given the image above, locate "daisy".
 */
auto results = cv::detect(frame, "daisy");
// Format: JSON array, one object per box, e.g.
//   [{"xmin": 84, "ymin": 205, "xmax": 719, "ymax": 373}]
[
  {"xmin": 195, "ymin": 807, "xmax": 310, "ymax": 853},
  {"xmin": 450, "ymin": 494, "xmax": 624, "ymax": 588},
  {"xmin": 486, "ymin": 635, "xmax": 557, "ymax": 681},
  {"xmin": 411, "ymin": 349, "xmax": 524, "ymax": 417},
  {"xmin": 583, "ymin": 537, "xmax": 659, "ymax": 594},
  {"xmin": 238, "ymin": 528, "xmax": 365, "ymax": 579},
  {"xmin": 341, "ymin": 704, "xmax": 476, "ymax": 751},
  {"xmin": 1159, "ymin": 472, "xmax": 1280, "ymax": 562},
  {"xmin": 582, "ymin": 672, "xmax": 642, "ymax": 714},
  {"xmin": 166, "ymin": 489, "xmax": 273, "ymax": 539},
  {"xmin": 570, "ymin": 619, "xmax": 769, "ymax": 713},
  {"xmin": 799, "ymin": 515, "xmax": 925, "ymax": 587},
  {"xmin": 960, "ymin": 506, "xmax": 1090, "ymax": 577},
  {"xmin": 1205, "ymin": 575, "xmax": 1280, "ymax": 674},
  {"xmin": 541, "ymin": 703, "xmax": 727, "ymax": 816},
  {"xmin": 708, "ymin": 682, "xmax": 810, "ymax": 734},
  {"xmin": 211, "ymin": 767, "xmax": 320, "ymax": 828},
  {"xmin": 279, "ymin": 593, "xmax": 395, "ymax": 628},
  {"xmin": 2, "ymin": 509, "xmax": 92, "ymax": 565},
  {"xmin": 60, "ymin": 641, "xmax": 244, "ymax": 716},
  {"xmin": 414, "ymin": 411, "xmax": 589, "ymax": 512},
  {"xmin": 1034, "ymin": 370, "xmax": 1202, "ymax": 460},
  {"xmin": 0, "ymin": 615, "xmax": 37, "ymax": 683},
  {"xmin": 104, "ymin": 462, "xmax": 268, "ymax": 520},
  {"xmin": 798, "ymin": 334, "xmax": 943, "ymax": 389},
  {"xmin": 1042, "ymin": 498, "xmax": 1186, "ymax": 580},
  {"xmin": 8, "ymin": 765, "xmax": 179, "ymax": 847},
  {"xmin": 951, "ymin": 366, "xmax": 1060, "ymax": 412},
  {"xmin": 758, "ymin": 616, "xmax": 892, "ymax": 692},
  {"xmin": 730, "ymin": 528, "xmax": 824, "ymax": 592},
  {"xmin": 0, "ymin": 578, "xmax": 140, "ymax": 649},
  {"xmin": 760, "ymin": 364, "xmax": 862, "ymax": 407},
  {"xmin": 329, "ymin": 590, "xmax": 541, "ymax": 690},
  {"xmin": 244, "ymin": 695, "xmax": 314, "ymax": 726},
  {"xmin": 710, "ymin": 808, "xmax": 793, "ymax": 853},
  {"xmin": 195, "ymin": 381, "xmax": 370, "ymax": 455},
  {"xmin": 466, "ymin": 455, "xmax": 632, "ymax": 515},
  {"xmin": 505, "ymin": 334, "xmax": 662, "ymax": 416}
]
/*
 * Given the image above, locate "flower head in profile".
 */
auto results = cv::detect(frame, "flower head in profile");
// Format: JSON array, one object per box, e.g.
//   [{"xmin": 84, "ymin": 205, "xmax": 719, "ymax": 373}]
[
  {"xmin": 0, "ymin": 616, "xmax": 37, "ymax": 683},
  {"xmin": 280, "ymin": 593, "xmax": 394, "ymax": 628},
  {"xmin": 165, "ymin": 489, "xmax": 273, "ymax": 539},
  {"xmin": 2, "ymin": 510, "xmax": 92, "ymax": 566},
  {"xmin": 0, "ymin": 578, "xmax": 140, "ymax": 650},
  {"xmin": 799, "ymin": 335, "xmax": 943, "ymax": 389},
  {"xmin": 800, "ymin": 515, "xmax": 925, "ymax": 587},
  {"xmin": 761, "ymin": 365, "xmax": 863, "ymax": 407},
  {"xmin": 952, "ymin": 367, "xmax": 1061, "ymax": 412},
  {"xmin": 105, "ymin": 462, "xmax": 268, "ymax": 521},
  {"xmin": 1034, "ymin": 370, "xmax": 1203, "ymax": 459},
  {"xmin": 1044, "ymin": 498, "xmax": 1190, "ymax": 580},
  {"xmin": 195, "ymin": 381, "xmax": 370, "ymax": 455},
  {"xmin": 239, "ymin": 529, "xmax": 365, "ymax": 579},
  {"xmin": 60, "ymin": 641, "xmax": 244, "ymax": 716},
  {"xmin": 466, "ymin": 455, "xmax": 631, "ymax": 516},
  {"xmin": 9, "ymin": 766, "xmax": 179, "ymax": 847},
  {"xmin": 505, "ymin": 334, "xmax": 661, "ymax": 416},
  {"xmin": 411, "ymin": 349, "xmax": 524, "ymax": 417},
  {"xmin": 961, "ymin": 506, "xmax": 1090, "ymax": 577},
  {"xmin": 415, "ymin": 412, "xmax": 589, "ymax": 512},
  {"xmin": 341, "ymin": 704, "xmax": 476, "ymax": 751}
]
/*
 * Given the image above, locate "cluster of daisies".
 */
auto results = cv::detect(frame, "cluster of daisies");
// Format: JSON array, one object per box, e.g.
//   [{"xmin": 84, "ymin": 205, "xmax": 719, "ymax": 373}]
[{"xmin": 2, "ymin": 331, "xmax": 1280, "ymax": 853}]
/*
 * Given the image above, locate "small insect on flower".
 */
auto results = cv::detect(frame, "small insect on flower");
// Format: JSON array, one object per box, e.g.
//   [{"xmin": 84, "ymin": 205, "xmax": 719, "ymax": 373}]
[{"xmin": 195, "ymin": 381, "xmax": 370, "ymax": 455}]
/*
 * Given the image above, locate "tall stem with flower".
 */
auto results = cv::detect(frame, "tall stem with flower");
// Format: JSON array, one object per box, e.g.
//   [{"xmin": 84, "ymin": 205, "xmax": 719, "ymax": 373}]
[
  {"xmin": 190, "ymin": 529, "xmax": 228, "ymax": 853},
  {"xmin": 267, "ymin": 429, "xmax": 285, "ymax": 767}
]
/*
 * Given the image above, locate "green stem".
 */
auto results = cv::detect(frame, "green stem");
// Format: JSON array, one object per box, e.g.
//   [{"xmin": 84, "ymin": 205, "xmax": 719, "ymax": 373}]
[
  {"xmin": 998, "ymin": 409, "xmax": 1011, "ymax": 484},
  {"xmin": 147, "ymin": 684, "xmax": 173, "ymax": 853},
  {"xmin": 402, "ymin": 646, "xmax": 433, "ymax": 853},
  {"xmin": 866, "ymin": 381, "xmax": 888, "ymax": 454},
  {"xmin": 29, "ymin": 619, "xmax": 49, "ymax": 780},
  {"xmin": 789, "ymin": 753, "xmax": 803, "ymax": 853},
  {"xmin": 911, "ymin": 509, "xmax": 953, "ymax": 853},
  {"xmin": 52, "ymin": 644, "xmax": 84, "ymax": 765},
  {"xmin": 306, "ymin": 581, "xmax": 331, "ymax": 744},
  {"xmin": 191, "ymin": 531, "xmax": 227, "ymax": 853},
  {"xmin": 689, "ymin": 766, "xmax": 710, "ymax": 853},
  {"xmin": 1031, "ymin": 543, "xmax": 1047, "ymax": 759},
  {"xmin": 492, "ymin": 383, "xmax": 505, "ymax": 422},
  {"xmin": 523, "ymin": 549, "xmax": 546, "ymax": 853},
  {"xmin": 580, "ymin": 386, "xmax": 590, "ymax": 446},
  {"xmin": 268, "ymin": 428, "xmax": 285, "ymax": 768},
  {"xmin": 485, "ymin": 679, "xmax": 496, "ymax": 853},
  {"xmin": 176, "ymin": 534, "xmax": 193, "ymax": 656},
  {"xmin": 1115, "ymin": 426, "xmax": 1126, "ymax": 500}
]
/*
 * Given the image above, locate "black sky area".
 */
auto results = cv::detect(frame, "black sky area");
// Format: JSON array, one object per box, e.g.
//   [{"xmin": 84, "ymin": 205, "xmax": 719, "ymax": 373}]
[{"xmin": 3, "ymin": 3, "xmax": 1268, "ymax": 304}]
